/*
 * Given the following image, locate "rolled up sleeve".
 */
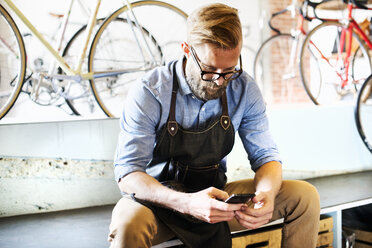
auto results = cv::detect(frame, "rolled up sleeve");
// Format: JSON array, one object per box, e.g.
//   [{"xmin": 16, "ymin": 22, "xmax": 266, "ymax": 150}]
[
  {"xmin": 237, "ymin": 81, "xmax": 281, "ymax": 172},
  {"xmin": 113, "ymin": 81, "xmax": 161, "ymax": 182}
]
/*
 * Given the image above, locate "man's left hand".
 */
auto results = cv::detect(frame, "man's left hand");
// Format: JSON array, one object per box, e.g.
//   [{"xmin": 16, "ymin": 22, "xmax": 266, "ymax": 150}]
[{"xmin": 234, "ymin": 191, "xmax": 275, "ymax": 230}]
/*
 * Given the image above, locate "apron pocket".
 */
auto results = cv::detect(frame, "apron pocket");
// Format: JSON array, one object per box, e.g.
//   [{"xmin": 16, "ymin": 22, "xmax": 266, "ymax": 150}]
[{"xmin": 174, "ymin": 161, "xmax": 226, "ymax": 192}]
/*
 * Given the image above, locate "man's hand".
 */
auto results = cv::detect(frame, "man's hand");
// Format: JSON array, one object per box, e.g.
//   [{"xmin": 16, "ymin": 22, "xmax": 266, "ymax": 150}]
[
  {"xmin": 183, "ymin": 187, "xmax": 244, "ymax": 224},
  {"xmin": 234, "ymin": 161, "xmax": 282, "ymax": 230},
  {"xmin": 234, "ymin": 191, "xmax": 275, "ymax": 229}
]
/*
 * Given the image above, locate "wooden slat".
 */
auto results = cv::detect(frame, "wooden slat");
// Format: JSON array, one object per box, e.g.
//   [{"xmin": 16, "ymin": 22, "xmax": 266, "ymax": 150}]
[
  {"xmin": 343, "ymin": 227, "xmax": 372, "ymax": 243},
  {"xmin": 232, "ymin": 216, "xmax": 334, "ymax": 248},
  {"xmin": 232, "ymin": 228, "xmax": 282, "ymax": 248},
  {"xmin": 355, "ymin": 241, "xmax": 372, "ymax": 248},
  {"xmin": 317, "ymin": 232, "xmax": 333, "ymax": 247},
  {"xmin": 319, "ymin": 216, "xmax": 333, "ymax": 232},
  {"xmin": 316, "ymin": 216, "xmax": 333, "ymax": 247}
]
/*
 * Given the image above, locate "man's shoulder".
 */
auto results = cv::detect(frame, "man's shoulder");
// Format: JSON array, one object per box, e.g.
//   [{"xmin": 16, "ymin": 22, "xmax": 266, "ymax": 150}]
[
  {"xmin": 140, "ymin": 61, "xmax": 175, "ymax": 95},
  {"xmin": 228, "ymin": 71, "xmax": 258, "ymax": 95}
]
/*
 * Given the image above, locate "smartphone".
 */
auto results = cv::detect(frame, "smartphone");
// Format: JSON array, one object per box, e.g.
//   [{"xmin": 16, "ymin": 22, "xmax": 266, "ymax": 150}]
[{"xmin": 224, "ymin": 193, "xmax": 255, "ymax": 204}]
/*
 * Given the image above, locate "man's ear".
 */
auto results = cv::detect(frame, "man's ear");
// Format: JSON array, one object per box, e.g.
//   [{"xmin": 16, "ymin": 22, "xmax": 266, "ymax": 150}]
[{"xmin": 181, "ymin": 42, "xmax": 190, "ymax": 57}]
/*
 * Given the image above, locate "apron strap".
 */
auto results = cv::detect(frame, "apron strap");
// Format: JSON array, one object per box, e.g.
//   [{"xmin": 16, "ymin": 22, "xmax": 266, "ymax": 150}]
[
  {"xmin": 220, "ymin": 91, "xmax": 231, "ymax": 130},
  {"xmin": 167, "ymin": 62, "xmax": 179, "ymax": 136}
]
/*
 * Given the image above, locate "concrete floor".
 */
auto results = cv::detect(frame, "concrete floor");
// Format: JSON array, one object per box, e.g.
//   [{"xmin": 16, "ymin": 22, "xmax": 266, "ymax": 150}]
[{"xmin": 0, "ymin": 205, "xmax": 114, "ymax": 248}]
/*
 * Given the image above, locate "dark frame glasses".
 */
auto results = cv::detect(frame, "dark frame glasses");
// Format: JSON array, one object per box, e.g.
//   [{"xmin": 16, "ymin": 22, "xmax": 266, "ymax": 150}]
[{"xmin": 190, "ymin": 46, "xmax": 243, "ymax": 82}]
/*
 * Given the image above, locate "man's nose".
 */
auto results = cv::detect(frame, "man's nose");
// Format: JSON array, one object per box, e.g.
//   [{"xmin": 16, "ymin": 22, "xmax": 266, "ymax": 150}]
[{"xmin": 214, "ymin": 77, "xmax": 225, "ymax": 86}]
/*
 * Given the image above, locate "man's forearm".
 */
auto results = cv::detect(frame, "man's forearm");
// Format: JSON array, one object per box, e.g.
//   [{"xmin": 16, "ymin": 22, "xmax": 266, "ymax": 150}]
[
  {"xmin": 254, "ymin": 161, "xmax": 282, "ymax": 196},
  {"xmin": 118, "ymin": 171, "xmax": 189, "ymax": 212}
]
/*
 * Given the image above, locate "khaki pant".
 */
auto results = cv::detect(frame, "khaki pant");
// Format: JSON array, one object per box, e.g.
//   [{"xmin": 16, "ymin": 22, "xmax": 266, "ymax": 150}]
[{"xmin": 108, "ymin": 180, "xmax": 320, "ymax": 248}]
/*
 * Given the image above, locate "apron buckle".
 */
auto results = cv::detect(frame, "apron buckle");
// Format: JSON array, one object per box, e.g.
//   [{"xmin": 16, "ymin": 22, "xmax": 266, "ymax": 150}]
[
  {"xmin": 220, "ymin": 115, "xmax": 231, "ymax": 130},
  {"xmin": 167, "ymin": 121, "xmax": 178, "ymax": 136}
]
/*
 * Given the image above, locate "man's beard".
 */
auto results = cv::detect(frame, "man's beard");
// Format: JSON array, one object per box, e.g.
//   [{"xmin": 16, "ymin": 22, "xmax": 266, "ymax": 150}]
[{"xmin": 186, "ymin": 72, "xmax": 227, "ymax": 101}]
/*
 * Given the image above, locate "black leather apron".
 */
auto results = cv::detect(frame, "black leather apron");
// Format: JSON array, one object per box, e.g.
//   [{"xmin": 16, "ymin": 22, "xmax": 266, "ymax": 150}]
[{"xmin": 135, "ymin": 62, "xmax": 235, "ymax": 248}]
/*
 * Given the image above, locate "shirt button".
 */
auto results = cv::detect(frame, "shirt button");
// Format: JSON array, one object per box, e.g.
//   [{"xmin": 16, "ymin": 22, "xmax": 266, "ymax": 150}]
[
  {"xmin": 201, "ymin": 107, "xmax": 205, "ymax": 111},
  {"xmin": 192, "ymin": 96, "xmax": 196, "ymax": 99}
]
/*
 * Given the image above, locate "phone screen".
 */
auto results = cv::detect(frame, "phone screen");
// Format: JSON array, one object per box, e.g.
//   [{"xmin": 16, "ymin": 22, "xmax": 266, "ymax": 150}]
[{"xmin": 225, "ymin": 193, "xmax": 255, "ymax": 204}]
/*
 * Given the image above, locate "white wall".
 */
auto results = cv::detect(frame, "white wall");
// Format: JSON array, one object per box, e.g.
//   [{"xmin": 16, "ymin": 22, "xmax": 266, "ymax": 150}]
[
  {"xmin": 2, "ymin": 104, "xmax": 371, "ymax": 174},
  {"xmin": 0, "ymin": 108, "xmax": 371, "ymax": 181},
  {"xmin": 229, "ymin": 104, "xmax": 372, "ymax": 180}
]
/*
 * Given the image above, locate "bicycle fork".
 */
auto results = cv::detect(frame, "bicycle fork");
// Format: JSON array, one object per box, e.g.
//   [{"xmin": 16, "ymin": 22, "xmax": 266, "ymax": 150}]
[
  {"xmin": 283, "ymin": 32, "xmax": 301, "ymax": 80},
  {"xmin": 282, "ymin": 11, "xmax": 307, "ymax": 81},
  {"xmin": 338, "ymin": 25, "xmax": 352, "ymax": 89},
  {"xmin": 308, "ymin": 31, "xmax": 349, "ymax": 88},
  {"xmin": 123, "ymin": 0, "xmax": 161, "ymax": 68}
]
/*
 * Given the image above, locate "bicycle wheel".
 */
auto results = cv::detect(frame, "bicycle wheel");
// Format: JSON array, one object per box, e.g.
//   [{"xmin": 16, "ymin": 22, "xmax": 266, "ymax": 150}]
[
  {"xmin": 60, "ymin": 18, "xmax": 106, "ymax": 116},
  {"xmin": 0, "ymin": 4, "xmax": 26, "ymax": 119},
  {"xmin": 88, "ymin": 1, "xmax": 187, "ymax": 117},
  {"xmin": 300, "ymin": 21, "xmax": 371, "ymax": 105},
  {"xmin": 355, "ymin": 74, "xmax": 372, "ymax": 153},
  {"xmin": 253, "ymin": 33, "xmax": 308, "ymax": 105}
]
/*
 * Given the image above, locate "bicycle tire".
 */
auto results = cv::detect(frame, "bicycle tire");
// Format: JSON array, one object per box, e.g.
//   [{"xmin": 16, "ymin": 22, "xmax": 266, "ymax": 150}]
[
  {"xmin": 88, "ymin": 0, "xmax": 187, "ymax": 117},
  {"xmin": 299, "ymin": 21, "xmax": 371, "ymax": 105},
  {"xmin": 253, "ymin": 33, "xmax": 308, "ymax": 105},
  {"xmin": 60, "ymin": 18, "xmax": 106, "ymax": 116},
  {"xmin": 355, "ymin": 74, "xmax": 372, "ymax": 153},
  {"xmin": 0, "ymin": 4, "xmax": 26, "ymax": 119}
]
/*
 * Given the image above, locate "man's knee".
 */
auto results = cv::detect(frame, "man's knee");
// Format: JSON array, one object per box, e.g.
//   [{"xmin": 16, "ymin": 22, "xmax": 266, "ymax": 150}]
[
  {"xmin": 295, "ymin": 181, "xmax": 319, "ymax": 207},
  {"xmin": 115, "ymin": 209, "xmax": 156, "ymax": 236},
  {"xmin": 109, "ymin": 197, "xmax": 158, "ymax": 247},
  {"xmin": 281, "ymin": 180, "xmax": 320, "ymax": 215}
]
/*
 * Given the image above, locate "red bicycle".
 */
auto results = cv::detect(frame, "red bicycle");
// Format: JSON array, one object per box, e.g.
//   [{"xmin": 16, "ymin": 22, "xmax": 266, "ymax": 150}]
[
  {"xmin": 253, "ymin": 0, "xmax": 340, "ymax": 105},
  {"xmin": 299, "ymin": 0, "xmax": 372, "ymax": 105}
]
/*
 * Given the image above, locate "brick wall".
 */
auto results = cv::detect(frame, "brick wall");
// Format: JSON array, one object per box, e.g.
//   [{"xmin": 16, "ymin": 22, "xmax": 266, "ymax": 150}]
[{"xmin": 265, "ymin": 0, "xmax": 312, "ymax": 104}]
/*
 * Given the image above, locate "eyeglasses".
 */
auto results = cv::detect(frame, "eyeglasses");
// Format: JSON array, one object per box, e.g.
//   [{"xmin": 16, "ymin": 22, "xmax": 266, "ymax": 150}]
[{"xmin": 189, "ymin": 46, "xmax": 243, "ymax": 82}]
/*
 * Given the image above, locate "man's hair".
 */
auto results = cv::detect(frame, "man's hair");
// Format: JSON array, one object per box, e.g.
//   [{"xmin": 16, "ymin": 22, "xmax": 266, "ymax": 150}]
[{"xmin": 187, "ymin": 3, "xmax": 242, "ymax": 49}]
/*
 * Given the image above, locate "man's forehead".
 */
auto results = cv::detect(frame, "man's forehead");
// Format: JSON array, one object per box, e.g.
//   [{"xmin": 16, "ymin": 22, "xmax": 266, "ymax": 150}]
[{"xmin": 194, "ymin": 43, "xmax": 241, "ymax": 69}]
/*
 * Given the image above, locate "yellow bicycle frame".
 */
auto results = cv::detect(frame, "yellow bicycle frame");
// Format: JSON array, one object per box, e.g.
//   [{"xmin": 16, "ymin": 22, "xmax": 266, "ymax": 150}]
[{"xmin": 3, "ymin": 0, "xmax": 100, "ymax": 81}]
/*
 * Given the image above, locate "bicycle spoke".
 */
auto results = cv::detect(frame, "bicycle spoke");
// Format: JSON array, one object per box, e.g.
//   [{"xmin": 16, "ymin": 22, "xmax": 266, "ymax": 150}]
[
  {"xmin": 89, "ymin": 2, "xmax": 187, "ymax": 117},
  {"xmin": 59, "ymin": 19, "xmax": 106, "ymax": 116},
  {"xmin": 254, "ymin": 34, "xmax": 308, "ymax": 104}
]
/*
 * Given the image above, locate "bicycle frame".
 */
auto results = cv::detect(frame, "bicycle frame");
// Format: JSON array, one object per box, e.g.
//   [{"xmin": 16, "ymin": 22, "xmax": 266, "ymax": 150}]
[
  {"xmin": 3, "ymin": 0, "xmax": 100, "ymax": 81},
  {"xmin": 287, "ymin": 8, "xmax": 309, "ymax": 73},
  {"xmin": 3, "ymin": 0, "xmax": 163, "ymax": 83},
  {"xmin": 345, "ymin": 3, "xmax": 372, "ymax": 50},
  {"xmin": 271, "ymin": 0, "xmax": 312, "ymax": 79},
  {"xmin": 123, "ymin": 0, "xmax": 159, "ymax": 65}
]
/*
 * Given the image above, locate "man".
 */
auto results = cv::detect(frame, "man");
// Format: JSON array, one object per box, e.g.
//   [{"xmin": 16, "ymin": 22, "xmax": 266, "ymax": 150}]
[{"xmin": 108, "ymin": 3, "xmax": 320, "ymax": 248}]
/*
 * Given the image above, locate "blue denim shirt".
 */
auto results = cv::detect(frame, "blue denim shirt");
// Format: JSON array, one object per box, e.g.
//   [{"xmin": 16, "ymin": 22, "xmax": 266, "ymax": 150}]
[{"xmin": 114, "ymin": 58, "xmax": 281, "ymax": 182}]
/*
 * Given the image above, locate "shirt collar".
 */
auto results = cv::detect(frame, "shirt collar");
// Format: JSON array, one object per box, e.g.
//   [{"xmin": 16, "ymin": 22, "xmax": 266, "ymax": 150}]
[{"xmin": 175, "ymin": 57, "xmax": 193, "ymax": 96}]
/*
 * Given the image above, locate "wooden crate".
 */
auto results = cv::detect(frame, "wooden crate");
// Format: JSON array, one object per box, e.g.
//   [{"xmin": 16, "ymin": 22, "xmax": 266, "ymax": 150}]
[
  {"xmin": 232, "ymin": 227, "xmax": 282, "ymax": 248},
  {"xmin": 231, "ymin": 216, "xmax": 333, "ymax": 248},
  {"xmin": 343, "ymin": 226, "xmax": 372, "ymax": 248},
  {"xmin": 317, "ymin": 216, "xmax": 334, "ymax": 248}
]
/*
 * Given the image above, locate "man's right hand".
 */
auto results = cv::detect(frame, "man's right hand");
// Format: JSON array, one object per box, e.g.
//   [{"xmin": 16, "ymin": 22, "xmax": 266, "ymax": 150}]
[{"xmin": 183, "ymin": 187, "xmax": 244, "ymax": 223}]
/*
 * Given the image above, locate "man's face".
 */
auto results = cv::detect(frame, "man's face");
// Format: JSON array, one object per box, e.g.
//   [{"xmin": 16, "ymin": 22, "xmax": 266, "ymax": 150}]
[{"xmin": 185, "ymin": 43, "xmax": 241, "ymax": 101}]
